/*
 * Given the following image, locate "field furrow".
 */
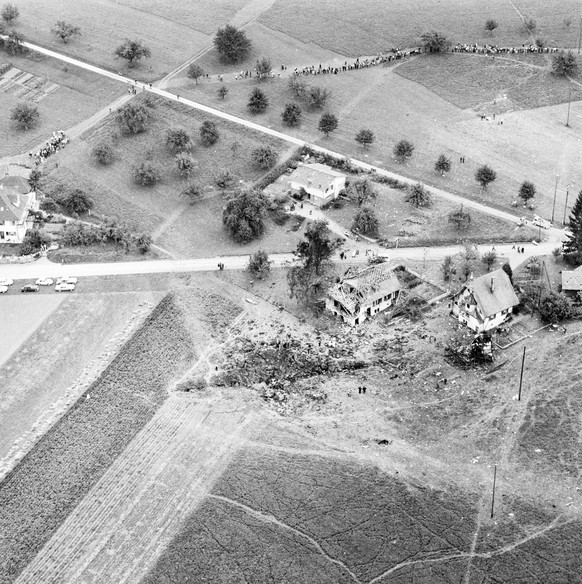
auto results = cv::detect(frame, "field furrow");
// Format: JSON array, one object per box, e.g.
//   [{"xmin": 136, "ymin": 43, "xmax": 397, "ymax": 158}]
[{"xmin": 15, "ymin": 395, "xmax": 256, "ymax": 584}]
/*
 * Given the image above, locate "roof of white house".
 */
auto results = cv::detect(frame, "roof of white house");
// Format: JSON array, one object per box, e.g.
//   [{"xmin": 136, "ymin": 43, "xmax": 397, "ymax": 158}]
[
  {"xmin": 0, "ymin": 189, "xmax": 33, "ymax": 223},
  {"xmin": 460, "ymin": 268, "xmax": 519, "ymax": 318},
  {"xmin": 562, "ymin": 266, "xmax": 582, "ymax": 291},
  {"xmin": 289, "ymin": 163, "xmax": 345, "ymax": 193},
  {"xmin": 328, "ymin": 263, "xmax": 401, "ymax": 314},
  {"xmin": 0, "ymin": 175, "xmax": 31, "ymax": 194}
]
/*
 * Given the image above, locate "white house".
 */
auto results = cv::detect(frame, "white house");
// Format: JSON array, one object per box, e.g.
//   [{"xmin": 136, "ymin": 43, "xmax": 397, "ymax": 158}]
[
  {"xmin": 0, "ymin": 177, "xmax": 37, "ymax": 244},
  {"xmin": 326, "ymin": 263, "xmax": 402, "ymax": 326},
  {"xmin": 288, "ymin": 163, "xmax": 346, "ymax": 207},
  {"xmin": 451, "ymin": 268, "xmax": 519, "ymax": 333},
  {"xmin": 561, "ymin": 266, "xmax": 582, "ymax": 300}
]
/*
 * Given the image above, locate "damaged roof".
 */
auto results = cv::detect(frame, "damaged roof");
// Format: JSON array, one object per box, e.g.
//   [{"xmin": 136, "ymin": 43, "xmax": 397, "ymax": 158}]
[{"xmin": 460, "ymin": 268, "xmax": 519, "ymax": 318}]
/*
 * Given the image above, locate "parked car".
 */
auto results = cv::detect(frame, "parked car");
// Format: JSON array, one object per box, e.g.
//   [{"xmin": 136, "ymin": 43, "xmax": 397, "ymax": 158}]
[
  {"xmin": 0, "ymin": 285, "xmax": 8, "ymax": 294},
  {"xmin": 0, "ymin": 278, "xmax": 13, "ymax": 286},
  {"xmin": 36, "ymin": 278, "xmax": 54, "ymax": 286},
  {"xmin": 21, "ymin": 284, "xmax": 40, "ymax": 293},
  {"xmin": 57, "ymin": 276, "xmax": 78, "ymax": 285},
  {"xmin": 532, "ymin": 215, "xmax": 551, "ymax": 229},
  {"xmin": 55, "ymin": 282, "xmax": 75, "ymax": 292}
]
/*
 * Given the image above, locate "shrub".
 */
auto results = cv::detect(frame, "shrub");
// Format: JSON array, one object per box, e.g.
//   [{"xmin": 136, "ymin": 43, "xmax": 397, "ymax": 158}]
[
  {"xmin": 91, "ymin": 141, "xmax": 114, "ymax": 165},
  {"xmin": 175, "ymin": 152, "xmax": 195, "ymax": 177},
  {"xmin": 199, "ymin": 120, "xmax": 219, "ymax": 146},
  {"xmin": 165, "ymin": 128, "xmax": 192, "ymax": 152},
  {"xmin": 182, "ymin": 182, "xmax": 203, "ymax": 203},
  {"xmin": 133, "ymin": 161, "xmax": 162, "ymax": 186},
  {"xmin": 252, "ymin": 146, "xmax": 278, "ymax": 170}
]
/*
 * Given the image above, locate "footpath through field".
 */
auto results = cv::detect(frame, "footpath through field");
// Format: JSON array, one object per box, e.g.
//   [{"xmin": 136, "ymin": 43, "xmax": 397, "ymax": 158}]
[{"xmin": 15, "ymin": 393, "xmax": 257, "ymax": 584}]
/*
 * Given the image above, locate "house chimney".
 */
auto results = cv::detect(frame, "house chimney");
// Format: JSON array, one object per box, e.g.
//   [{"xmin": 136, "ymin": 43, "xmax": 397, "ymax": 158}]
[{"xmin": 490, "ymin": 277, "xmax": 495, "ymax": 293}]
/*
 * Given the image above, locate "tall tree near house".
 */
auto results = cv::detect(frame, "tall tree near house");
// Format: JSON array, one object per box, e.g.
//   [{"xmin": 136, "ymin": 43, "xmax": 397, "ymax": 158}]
[
  {"xmin": 475, "ymin": 165, "xmax": 497, "ymax": 189},
  {"xmin": 318, "ymin": 113, "xmax": 338, "ymax": 137},
  {"xmin": 295, "ymin": 219, "xmax": 336, "ymax": 275},
  {"xmin": 435, "ymin": 153, "xmax": 452, "ymax": 176},
  {"xmin": 352, "ymin": 207, "xmax": 379, "ymax": 237},
  {"xmin": 222, "ymin": 189, "xmax": 267, "ymax": 243},
  {"xmin": 482, "ymin": 250, "xmax": 497, "ymax": 271},
  {"xmin": 562, "ymin": 190, "xmax": 582, "ymax": 265},
  {"xmin": 355, "ymin": 129, "xmax": 375, "ymax": 149},
  {"xmin": 214, "ymin": 25, "xmax": 251, "ymax": 64},
  {"xmin": 187, "ymin": 63, "xmax": 205, "ymax": 84},
  {"xmin": 51, "ymin": 21, "xmax": 81, "ymax": 43},
  {"xmin": 351, "ymin": 178, "xmax": 377, "ymax": 207},
  {"xmin": 519, "ymin": 180, "xmax": 536, "ymax": 204},
  {"xmin": 114, "ymin": 39, "xmax": 151, "ymax": 68}
]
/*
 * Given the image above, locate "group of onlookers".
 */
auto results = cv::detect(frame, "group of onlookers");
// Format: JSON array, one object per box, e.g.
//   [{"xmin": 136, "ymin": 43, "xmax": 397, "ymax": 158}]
[{"xmin": 29, "ymin": 131, "xmax": 69, "ymax": 164}]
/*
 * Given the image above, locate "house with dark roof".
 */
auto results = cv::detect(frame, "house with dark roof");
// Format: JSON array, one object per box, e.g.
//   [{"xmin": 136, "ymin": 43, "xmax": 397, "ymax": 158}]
[
  {"xmin": 561, "ymin": 266, "xmax": 582, "ymax": 300},
  {"xmin": 451, "ymin": 268, "xmax": 519, "ymax": 332},
  {"xmin": 288, "ymin": 163, "xmax": 346, "ymax": 207},
  {"xmin": 0, "ymin": 179, "xmax": 37, "ymax": 244},
  {"xmin": 326, "ymin": 263, "xmax": 402, "ymax": 325}
]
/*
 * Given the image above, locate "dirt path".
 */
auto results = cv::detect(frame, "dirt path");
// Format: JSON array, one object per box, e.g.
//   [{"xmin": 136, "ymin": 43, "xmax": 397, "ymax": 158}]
[{"xmin": 15, "ymin": 392, "xmax": 256, "ymax": 584}]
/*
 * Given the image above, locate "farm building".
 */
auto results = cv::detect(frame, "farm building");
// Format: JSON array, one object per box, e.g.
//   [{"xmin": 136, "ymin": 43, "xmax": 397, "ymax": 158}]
[
  {"xmin": 0, "ymin": 176, "xmax": 37, "ymax": 244},
  {"xmin": 561, "ymin": 266, "xmax": 582, "ymax": 300},
  {"xmin": 326, "ymin": 263, "xmax": 402, "ymax": 326},
  {"xmin": 451, "ymin": 268, "xmax": 519, "ymax": 333},
  {"xmin": 288, "ymin": 163, "xmax": 346, "ymax": 207}
]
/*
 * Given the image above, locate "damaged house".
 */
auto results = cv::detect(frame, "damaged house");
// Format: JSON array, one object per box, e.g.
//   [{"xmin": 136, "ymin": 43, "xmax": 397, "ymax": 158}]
[
  {"xmin": 326, "ymin": 264, "xmax": 402, "ymax": 325},
  {"xmin": 451, "ymin": 268, "xmax": 519, "ymax": 333}
]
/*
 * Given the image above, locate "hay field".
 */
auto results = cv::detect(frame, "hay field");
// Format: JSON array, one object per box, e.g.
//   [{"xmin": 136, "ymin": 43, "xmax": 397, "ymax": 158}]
[
  {"xmin": 40, "ymin": 94, "xmax": 301, "ymax": 258},
  {"xmin": 259, "ymin": 0, "xmax": 580, "ymax": 58}
]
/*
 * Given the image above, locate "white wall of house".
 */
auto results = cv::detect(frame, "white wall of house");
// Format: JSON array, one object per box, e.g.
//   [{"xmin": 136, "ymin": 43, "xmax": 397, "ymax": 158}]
[
  {"xmin": 290, "ymin": 175, "xmax": 346, "ymax": 207},
  {"xmin": 326, "ymin": 290, "xmax": 398, "ymax": 326},
  {"xmin": 0, "ymin": 220, "xmax": 27, "ymax": 243}
]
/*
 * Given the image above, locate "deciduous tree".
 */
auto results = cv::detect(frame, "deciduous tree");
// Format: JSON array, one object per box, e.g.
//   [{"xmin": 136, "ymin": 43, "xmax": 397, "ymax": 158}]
[
  {"xmin": 114, "ymin": 39, "xmax": 151, "ymax": 68},
  {"xmin": 281, "ymin": 102, "xmax": 302, "ymax": 126},
  {"xmin": 288, "ymin": 73, "xmax": 307, "ymax": 98},
  {"xmin": 318, "ymin": 113, "xmax": 338, "ymax": 137},
  {"xmin": 217, "ymin": 85, "xmax": 229, "ymax": 100},
  {"xmin": 214, "ymin": 25, "xmax": 251, "ymax": 64},
  {"xmin": 519, "ymin": 180, "xmax": 536, "ymax": 204},
  {"xmin": 394, "ymin": 139, "xmax": 414, "ymax": 162},
  {"xmin": 247, "ymin": 250, "xmax": 271, "ymax": 279},
  {"xmin": 435, "ymin": 153, "xmax": 452, "ymax": 175},
  {"xmin": 51, "ymin": 21, "xmax": 81, "ymax": 43},
  {"xmin": 420, "ymin": 31, "xmax": 450, "ymax": 53},
  {"xmin": 247, "ymin": 87, "xmax": 269, "ymax": 114},
  {"xmin": 475, "ymin": 165, "xmax": 497, "ymax": 189},
  {"xmin": 134, "ymin": 233, "xmax": 152, "ymax": 253},
  {"xmin": 175, "ymin": 152, "xmax": 195, "ymax": 177},
  {"xmin": 165, "ymin": 128, "xmax": 192, "ymax": 152},
  {"xmin": 91, "ymin": 141, "xmax": 114, "ymax": 165},
  {"xmin": 1, "ymin": 3, "xmax": 18, "ymax": 23},
  {"xmin": 355, "ymin": 129, "xmax": 375, "ymax": 149},
  {"xmin": 482, "ymin": 250, "xmax": 497, "ymax": 271},
  {"xmin": 307, "ymin": 86, "xmax": 331, "ymax": 109},
  {"xmin": 182, "ymin": 182, "xmax": 203, "ymax": 204},
  {"xmin": 350, "ymin": 178, "xmax": 377, "ymax": 206},
  {"xmin": 352, "ymin": 207, "xmax": 379, "ymax": 237},
  {"xmin": 187, "ymin": 63, "xmax": 205, "ymax": 84},
  {"xmin": 133, "ymin": 161, "xmax": 162, "ymax": 186},
  {"xmin": 295, "ymin": 219, "xmax": 336, "ymax": 274},
  {"xmin": 222, "ymin": 189, "xmax": 267, "ymax": 243},
  {"xmin": 252, "ymin": 146, "xmax": 277, "ymax": 170},
  {"xmin": 485, "ymin": 19, "xmax": 498, "ymax": 34},
  {"xmin": 199, "ymin": 120, "xmax": 219, "ymax": 146},
  {"xmin": 10, "ymin": 102, "xmax": 39, "ymax": 130},
  {"xmin": 116, "ymin": 102, "xmax": 150, "ymax": 134},
  {"xmin": 4, "ymin": 30, "xmax": 25, "ymax": 55},
  {"xmin": 28, "ymin": 169, "xmax": 42, "ymax": 190},
  {"xmin": 255, "ymin": 57, "xmax": 272, "ymax": 79},
  {"xmin": 552, "ymin": 50, "xmax": 578, "ymax": 76},
  {"xmin": 406, "ymin": 183, "xmax": 431, "ymax": 208},
  {"xmin": 441, "ymin": 255, "xmax": 453, "ymax": 282},
  {"xmin": 61, "ymin": 189, "xmax": 93, "ymax": 214},
  {"xmin": 448, "ymin": 205, "xmax": 471, "ymax": 230},
  {"xmin": 538, "ymin": 291, "xmax": 574, "ymax": 323}
]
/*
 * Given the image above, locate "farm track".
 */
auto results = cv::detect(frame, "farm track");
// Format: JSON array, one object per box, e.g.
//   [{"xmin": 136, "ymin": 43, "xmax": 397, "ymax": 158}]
[{"xmin": 15, "ymin": 395, "xmax": 256, "ymax": 584}]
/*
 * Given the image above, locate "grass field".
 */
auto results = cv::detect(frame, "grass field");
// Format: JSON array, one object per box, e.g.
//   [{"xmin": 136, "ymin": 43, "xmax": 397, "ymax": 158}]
[
  {"xmin": 40, "ymin": 94, "xmax": 302, "ymax": 258},
  {"xmin": 0, "ymin": 52, "xmax": 124, "ymax": 157},
  {"xmin": 0, "ymin": 293, "xmax": 194, "ymax": 583},
  {"xmin": 259, "ymin": 0, "xmax": 580, "ymax": 57}
]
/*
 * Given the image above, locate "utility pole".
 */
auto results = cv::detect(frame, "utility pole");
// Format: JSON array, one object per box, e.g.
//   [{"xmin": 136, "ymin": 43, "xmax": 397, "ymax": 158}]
[
  {"xmin": 566, "ymin": 85, "xmax": 572, "ymax": 127},
  {"xmin": 551, "ymin": 175, "xmax": 559, "ymax": 223},
  {"xmin": 578, "ymin": 15, "xmax": 582, "ymax": 54},
  {"xmin": 518, "ymin": 346, "xmax": 526, "ymax": 401},
  {"xmin": 490, "ymin": 464, "xmax": 498, "ymax": 518},
  {"xmin": 563, "ymin": 188, "xmax": 571, "ymax": 226}
]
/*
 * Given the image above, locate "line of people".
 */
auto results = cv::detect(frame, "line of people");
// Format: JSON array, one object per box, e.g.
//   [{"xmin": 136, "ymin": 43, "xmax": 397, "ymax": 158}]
[
  {"xmin": 451, "ymin": 43, "xmax": 561, "ymax": 55},
  {"xmin": 29, "ymin": 130, "xmax": 69, "ymax": 164}
]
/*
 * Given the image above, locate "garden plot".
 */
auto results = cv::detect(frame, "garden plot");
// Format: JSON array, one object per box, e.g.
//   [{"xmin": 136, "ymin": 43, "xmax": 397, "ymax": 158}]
[{"xmin": 0, "ymin": 67, "xmax": 60, "ymax": 103}]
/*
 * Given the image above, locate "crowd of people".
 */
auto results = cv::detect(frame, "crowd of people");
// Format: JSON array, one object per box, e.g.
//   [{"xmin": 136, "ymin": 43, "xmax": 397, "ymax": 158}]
[
  {"xmin": 29, "ymin": 131, "xmax": 69, "ymax": 164},
  {"xmin": 451, "ymin": 43, "xmax": 561, "ymax": 55}
]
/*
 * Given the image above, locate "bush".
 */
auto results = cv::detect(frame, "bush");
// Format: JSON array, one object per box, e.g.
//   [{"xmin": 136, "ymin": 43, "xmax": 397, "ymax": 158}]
[
  {"xmin": 252, "ymin": 146, "xmax": 278, "ymax": 170},
  {"xmin": 20, "ymin": 229, "xmax": 50, "ymax": 256},
  {"xmin": 165, "ymin": 128, "xmax": 192, "ymax": 152},
  {"xmin": 133, "ymin": 161, "xmax": 162, "ymax": 186},
  {"xmin": 10, "ymin": 102, "xmax": 39, "ymax": 130},
  {"xmin": 247, "ymin": 87, "xmax": 269, "ymax": 114},
  {"xmin": 199, "ymin": 120, "xmax": 219, "ymax": 146},
  {"xmin": 91, "ymin": 141, "xmax": 114, "ymax": 165},
  {"xmin": 60, "ymin": 189, "xmax": 93, "ymax": 215},
  {"xmin": 215, "ymin": 169, "xmax": 235, "ymax": 190},
  {"xmin": 40, "ymin": 197, "xmax": 60, "ymax": 214}
]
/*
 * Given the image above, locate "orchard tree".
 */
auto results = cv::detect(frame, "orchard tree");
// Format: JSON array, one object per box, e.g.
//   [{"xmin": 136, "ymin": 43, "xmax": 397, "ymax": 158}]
[
  {"xmin": 10, "ymin": 102, "xmax": 39, "ymax": 130},
  {"xmin": 251, "ymin": 146, "xmax": 277, "ymax": 169},
  {"xmin": 485, "ymin": 19, "xmax": 498, "ymax": 34},
  {"xmin": 217, "ymin": 85, "xmax": 229, "ymax": 100},
  {"xmin": 307, "ymin": 86, "xmax": 331, "ymax": 109},
  {"xmin": 562, "ymin": 190, "xmax": 582, "ymax": 265},
  {"xmin": 133, "ymin": 161, "xmax": 162, "ymax": 186},
  {"xmin": 482, "ymin": 250, "xmax": 497, "ymax": 271},
  {"xmin": 91, "ymin": 141, "xmax": 114, "ymax": 165},
  {"xmin": 214, "ymin": 25, "xmax": 251, "ymax": 64},
  {"xmin": 247, "ymin": 87, "xmax": 269, "ymax": 114},
  {"xmin": 295, "ymin": 219, "xmax": 336, "ymax": 274},
  {"xmin": 199, "ymin": 120, "xmax": 219, "ymax": 146},
  {"xmin": 187, "ymin": 63, "xmax": 205, "ymax": 84},
  {"xmin": 114, "ymin": 39, "xmax": 151, "ymax": 68},
  {"xmin": 61, "ymin": 189, "xmax": 93, "ymax": 215},
  {"xmin": 1, "ymin": 3, "xmax": 18, "ymax": 23},
  {"xmin": 352, "ymin": 207, "xmax": 379, "ymax": 237},
  {"xmin": 215, "ymin": 168, "xmax": 235, "ymax": 189},
  {"xmin": 351, "ymin": 178, "xmax": 377, "ymax": 206},
  {"xmin": 116, "ymin": 103, "xmax": 150, "ymax": 134},
  {"xmin": 420, "ymin": 31, "xmax": 450, "ymax": 53},
  {"xmin": 538, "ymin": 291, "xmax": 574, "ymax": 323},
  {"xmin": 165, "ymin": 128, "xmax": 192, "ymax": 152},
  {"xmin": 552, "ymin": 50, "xmax": 578, "ymax": 76},
  {"xmin": 475, "ymin": 164, "xmax": 497, "ymax": 189},
  {"xmin": 247, "ymin": 250, "xmax": 271, "ymax": 279},
  {"xmin": 51, "ymin": 21, "xmax": 81, "ymax": 43},
  {"xmin": 288, "ymin": 73, "xmax": 307, "ymax": 98},
  {"xmin": 406, "ymin": 183, "xmax": 431, "ymax": 208},
  {"xmin": 182, "ymin": 182, "xmax": 203, "ymax": 204},
  {"xmin": 448, "ymin": 206, "xmax": 472, "ymax": 230},
  {"xmin": 435, "ymin": 153, "xmax": 452, "ymax": 176},
  {"xmin": 175, "ymin": 152, "xmax": 195, "ymax": 177},
  {"xmin": 394, "ymin": 139, "xmax": 414, "ymax": 162},
  {"xmin": 519, "ymin": 180, "xmax": 536, "ymax": 204},
  {"xmin": 255, "ymin": 57, "xmax": 272, "ymax": 79},
  {"xmin": 222, "ymin": 189, "xmax": 267, "ymax": 243},
  {"xmin": 318, "ymin": 112, "xmax": 338, "ymax": 136},
  {"xmin": 355, "ymin": 129, "xmax": 375, "ymax": 149},
  {"xmin": 281, "ymin": 102, "xmax": 302, "ymax": 126},
  {"xmin": 5, "ymin": 30, "xmax": 26, "ymax": 55}
]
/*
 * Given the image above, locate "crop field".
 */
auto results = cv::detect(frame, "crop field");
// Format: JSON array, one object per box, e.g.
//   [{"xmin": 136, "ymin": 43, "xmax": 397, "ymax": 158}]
[
  {"xmin": 0, "ymin": 52, "xmax": 124, "ymax": 157},
  {"xmin": 0, "ymin": 292, "xmax": 161, "ymax": 475},
  {"xmin": 396, "ymin": 53, "xmax": 581, "ymax": 111},
  {"xmin": 259, "ymin": 0, "xmax": 580, "ymax": 57},
  {"xmin": 40, "ymin": 94, "xmax": 301, "ymax": 258},
  {"xmin": 0, "ymin": 294, "xmax": 194, "ymax": 584}
]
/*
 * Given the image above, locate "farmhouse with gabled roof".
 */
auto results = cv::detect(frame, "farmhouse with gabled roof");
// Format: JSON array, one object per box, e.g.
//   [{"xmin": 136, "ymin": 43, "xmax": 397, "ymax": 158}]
[
  {"xmin": 326, "ymin": 263, "xmax": 402, "ymax": 325},
  {"xmin": 0, "ymin": 177, "xmax": 38, "ymax": 244},
  {"xmin": 561, "ymin": 266, "xmax": 582, "ymax": 299},
  {"xmin": 288, "ymin": 163, "xmax": 346, "ymax": 207},
  {"xmin": 451, "ymin": 268, "xmax": 519, "ymax": 332}
]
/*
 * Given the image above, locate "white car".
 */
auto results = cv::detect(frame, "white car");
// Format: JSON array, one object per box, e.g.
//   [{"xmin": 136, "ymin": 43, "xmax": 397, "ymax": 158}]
[
  {"xmin": 36, "ymin": 278, "xmax": 54, "ymax": 286},
  {"xmin": 0, "ymin": 285, "xmax": 8, "ymax": 294},
  {"xmin": 55, "ymin": 282, "xmax": 75, "ymax": 292},
  {"xmin": 0, "ymin": 278, "xmax": 13, "ymax": 286},
  {"xmin": 57, "ymin": 276, "xmax": 78, "ymax": 285}
]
